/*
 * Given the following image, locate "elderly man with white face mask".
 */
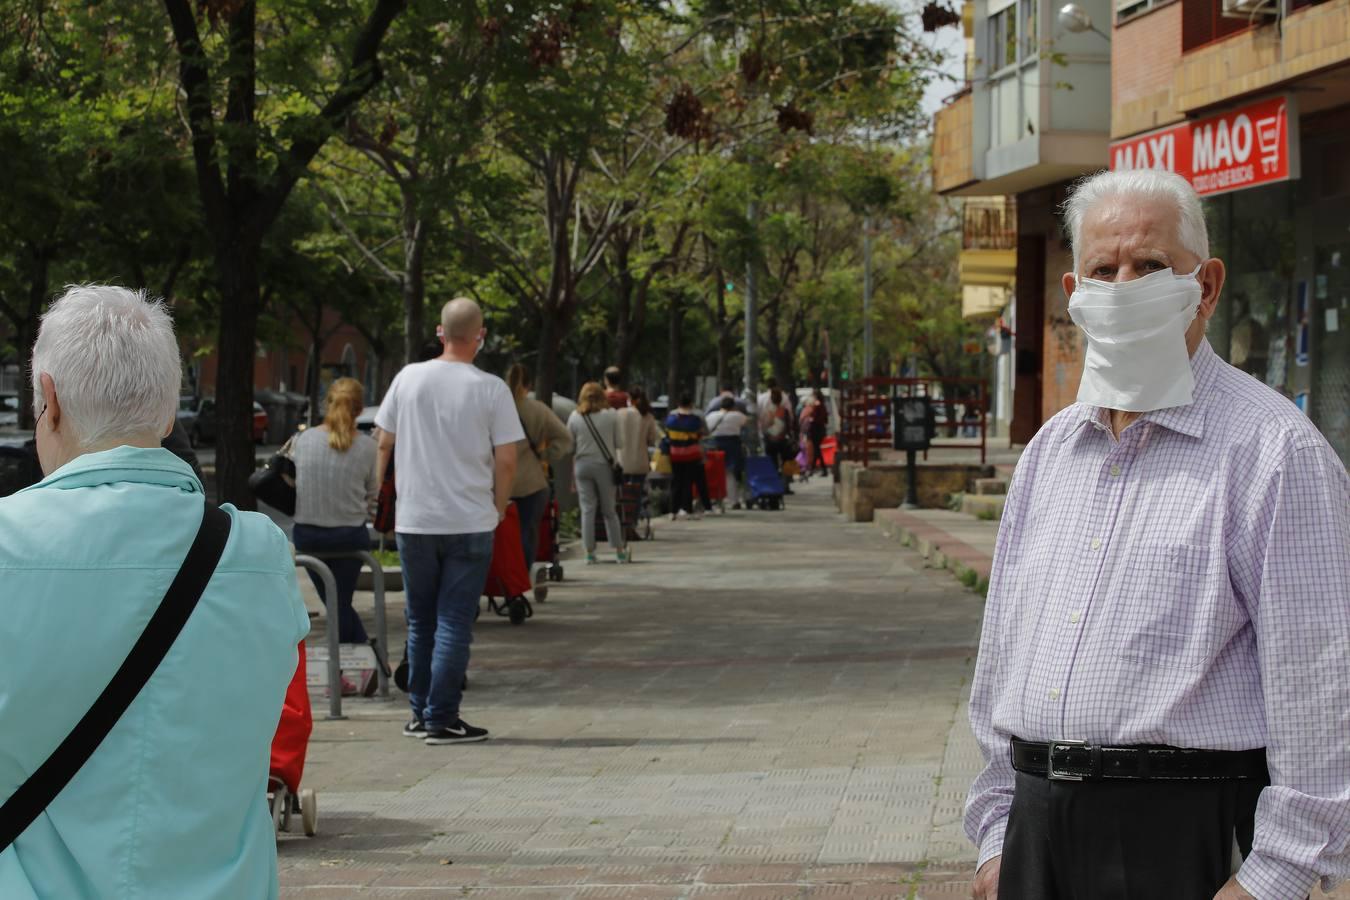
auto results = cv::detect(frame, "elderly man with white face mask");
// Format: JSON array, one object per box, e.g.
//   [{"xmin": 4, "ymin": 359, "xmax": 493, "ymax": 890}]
[
  {"xmin": 0, "ymin": 285, "xmax": 309, "ymax": 898},
  {"xmin": 964, "ymin": 171, "xmax": 1350, "ymax": 900}
]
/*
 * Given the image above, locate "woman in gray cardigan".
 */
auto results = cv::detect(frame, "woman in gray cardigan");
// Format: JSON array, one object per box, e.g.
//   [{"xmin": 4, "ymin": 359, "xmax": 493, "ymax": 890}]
[{"xmin": 567, "ymin": 381, "xmax": 627, "ymax": 564}]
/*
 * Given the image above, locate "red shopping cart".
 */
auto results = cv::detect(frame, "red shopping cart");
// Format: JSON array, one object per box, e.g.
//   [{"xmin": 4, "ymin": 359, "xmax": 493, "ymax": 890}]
[
  {"xmin": 268, "ymin": 642, "xmax": 317, "ymax": 837},
  {"xmin": 693, "ymin": 449, "xmax": 728, "ymax": 513},
  {"xmin": 484, "ymin": 502, "xmax": 534, "ymax": 625}
]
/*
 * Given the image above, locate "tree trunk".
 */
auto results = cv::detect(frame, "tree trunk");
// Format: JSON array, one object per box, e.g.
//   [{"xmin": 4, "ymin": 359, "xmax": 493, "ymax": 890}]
[
  {"xmin": 401, "ymin": 198, "xmax": 427, "ymax": 366},
  {"xmin": 213, "ymin": 243, "xmax": 262, "ymax": 508},
  {"xmin": 534, "ymin": 305, "xmax": 561, "ymax": 407},
  {"xmin": 666, "ymin": 296, "xmax": 683, "ymax": 404},
  {"xmin": 306, "ymin": 299, "xmax": 324, "ymax": 427},
  {"xmin": 16, "ymin": 249, "xmax": 49, "ymax": 429}
]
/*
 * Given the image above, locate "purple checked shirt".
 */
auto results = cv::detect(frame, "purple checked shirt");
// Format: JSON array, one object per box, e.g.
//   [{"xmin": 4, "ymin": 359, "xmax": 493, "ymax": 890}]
[{"xmin": 964, "ymin": 340, "xmax": 1350, "ymax": 899}]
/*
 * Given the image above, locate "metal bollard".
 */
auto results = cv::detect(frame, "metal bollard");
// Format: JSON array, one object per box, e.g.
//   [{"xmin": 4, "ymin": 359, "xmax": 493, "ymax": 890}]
[
  {"xmin": 294, "ymin": 554, "xmax": 344, "ymax": 720},
  {"xmin": 307, "ymin": 550, "xmax": 391, "ymax": 700}
]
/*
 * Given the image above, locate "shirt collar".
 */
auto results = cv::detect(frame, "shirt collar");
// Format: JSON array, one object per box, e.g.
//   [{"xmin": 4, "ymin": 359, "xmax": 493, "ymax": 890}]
[
  {"xmin": 1059, "ymin": 339, "xmax": 1215, "ymax": 443},
  {"xmin": 21, "ymin": 445, "xmax": 204, "ymax": 495}
]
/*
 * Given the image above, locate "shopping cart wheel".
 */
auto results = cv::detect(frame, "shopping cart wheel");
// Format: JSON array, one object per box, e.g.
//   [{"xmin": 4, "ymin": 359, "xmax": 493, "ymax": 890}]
[
  {"xmin": 507, "ymin": 595, "xmax": 532, "ymax": 625},
  {"xmin": 534, "ymin": 583, "xmax": 549, "ymax": 603},
  {"xmin": 300, "ymin": 789, "xmax": 318, "ymax": 837},
  {"xmin": 269, "ymin": 785, "xmax": 287, "ymax": 833},
  {"xmin": 550, "ymin": 563, "xmax": 564, "ymax": 582}
]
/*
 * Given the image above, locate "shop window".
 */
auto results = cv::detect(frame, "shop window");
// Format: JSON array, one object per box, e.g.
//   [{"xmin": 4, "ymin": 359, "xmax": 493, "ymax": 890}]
[{"xmin": 1181, "ymin": 0, "xmax": 1253, "ymax": 51}]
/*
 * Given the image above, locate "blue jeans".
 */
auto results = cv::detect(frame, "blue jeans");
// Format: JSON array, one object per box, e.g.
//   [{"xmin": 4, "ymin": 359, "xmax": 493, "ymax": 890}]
[
  {"xmin": 292, "ymin": 523, "xmax": 371, "ymax": 644},
  {"xmin": 396, "ymin": 530, "xmax": 494, "ymax": 728},
  {"xmin": 512, "ymin": 489, "xmax": 549, "ymax": 569}
]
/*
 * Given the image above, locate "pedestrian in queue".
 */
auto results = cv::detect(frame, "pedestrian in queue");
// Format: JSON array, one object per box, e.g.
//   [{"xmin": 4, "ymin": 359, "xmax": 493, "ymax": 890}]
[
  {"xmin": 802, "ymin": 389, "xmax": 829, "ymax": 477},
  {"xmin": 506, "ymin": 362, "xmax": 572, "ymax": 570},
  {"xmin": 965, "ymin": 169, "xmax": 1350, "ymax": 900},
  {"xmin": 705, "ymin": 383, "xmax": 748, "ymax": 416},
  {"xmin": 291, "ymin": 376, "xmax": 380, "ymax": 696},
  {"xmin": 568, "ymin": 382, "xmax": 628, "ymax": 564},
  {"xmin": 664, "ymin": 394, "xmax": 712, "ymax": 520},
  {"xmin": 603, "ymin": 366, "xmax": 630, "ymax": 411},
  {"xmin": 374, "ymin": 298, "xmax": 522, "ymax": 745},
  {"xmin": 0, "ymin": 285, "xmax": 308, "ymax": 898},
  {"xmin": 707, "ymin": 395, "xmax": 749, "ymax": 509},
  {"xmin": 756, "ymin": 376, "xmax": 794, "ymax": 420},
  {"xmin": 758, "ymin": 386, "xmax": 795, "ymax": 487},
  {"xmin": 617, "ymin": 385, "xmax": 661, "ymax": 489}
]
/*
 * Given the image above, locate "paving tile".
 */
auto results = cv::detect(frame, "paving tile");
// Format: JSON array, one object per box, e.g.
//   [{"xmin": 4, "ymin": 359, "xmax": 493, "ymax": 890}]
[{"xmin": 286, "ymin": 482, "xmax": 984, "ymax": 895}]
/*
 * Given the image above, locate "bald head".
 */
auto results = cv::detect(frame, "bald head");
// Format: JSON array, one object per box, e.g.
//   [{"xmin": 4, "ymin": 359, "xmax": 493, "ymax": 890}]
[{"xmin": 441, "ymin": 297, "xmax": 483, "ymax": 343}]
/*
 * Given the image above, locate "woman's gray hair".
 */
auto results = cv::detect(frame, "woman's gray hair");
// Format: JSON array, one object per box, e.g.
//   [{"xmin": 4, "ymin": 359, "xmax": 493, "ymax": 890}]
[
  {"xmin": 31, "ymin": 285, "xmax": 181, "ymax": 449},
  {"xmin": 1063, "ymin": 169, "xmax": 1209, "ymax": 275}
]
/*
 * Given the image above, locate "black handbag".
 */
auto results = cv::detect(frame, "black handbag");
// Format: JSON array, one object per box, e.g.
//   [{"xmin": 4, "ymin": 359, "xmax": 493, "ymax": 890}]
[
  {"xmin": 0, "ymin": 504, "xmax": 231, "ymax": 852},
  {"xmin": 249, "ymin": 435, "xmax": 297, "ymax": 515}
]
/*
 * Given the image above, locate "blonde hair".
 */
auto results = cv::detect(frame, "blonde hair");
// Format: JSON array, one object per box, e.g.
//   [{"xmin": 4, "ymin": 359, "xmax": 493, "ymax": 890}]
[
  {"xmin": 324, "ymin": 377, "xmax": 364, "ymax": 451},
  {"xmin": 577, "ymin": 381, "xmax": 607, "ymax": 415}
]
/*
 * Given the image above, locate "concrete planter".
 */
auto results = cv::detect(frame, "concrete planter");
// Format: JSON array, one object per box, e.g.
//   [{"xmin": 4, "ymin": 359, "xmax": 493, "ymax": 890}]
[{"xmin": 357, "ymin": 566, "xmax": 404, "ymax": 593}]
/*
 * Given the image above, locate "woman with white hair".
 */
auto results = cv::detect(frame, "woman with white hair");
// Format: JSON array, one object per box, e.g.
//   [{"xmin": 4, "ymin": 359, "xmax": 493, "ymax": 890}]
[{"xmin": 0, "ymin": 285, "xmax": 309, "ymax": 898}]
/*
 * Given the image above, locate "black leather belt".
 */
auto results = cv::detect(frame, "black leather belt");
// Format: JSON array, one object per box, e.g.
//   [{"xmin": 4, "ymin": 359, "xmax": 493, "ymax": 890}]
[{"xmin": 1011, "ymin": 739, "xmax": 1268, "ymax": 782}]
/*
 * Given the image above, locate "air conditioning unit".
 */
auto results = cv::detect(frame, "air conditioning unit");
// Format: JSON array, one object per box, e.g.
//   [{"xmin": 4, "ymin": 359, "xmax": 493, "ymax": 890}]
[{"xmin": 1222, "ymin": 0, "xmax": 1278, "ymax": 19}]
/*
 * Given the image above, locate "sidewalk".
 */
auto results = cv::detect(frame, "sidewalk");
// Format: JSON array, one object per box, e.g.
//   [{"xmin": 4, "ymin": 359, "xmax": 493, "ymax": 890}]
[{"xmin": 284, "ymin": 478, "xmax": 988, "ymax": 898}]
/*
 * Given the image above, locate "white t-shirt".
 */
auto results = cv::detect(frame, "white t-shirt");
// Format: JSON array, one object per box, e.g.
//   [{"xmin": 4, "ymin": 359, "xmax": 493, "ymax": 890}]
[{"xmin": 374, "ymin": 360, "xmax": 524, "ymax": 535}]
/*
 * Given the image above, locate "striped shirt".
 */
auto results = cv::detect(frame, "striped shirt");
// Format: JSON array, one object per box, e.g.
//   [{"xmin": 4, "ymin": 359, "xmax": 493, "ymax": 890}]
[{"xmin": 964, "ymin": 339, "xmax": 1350, "ymax": 898}]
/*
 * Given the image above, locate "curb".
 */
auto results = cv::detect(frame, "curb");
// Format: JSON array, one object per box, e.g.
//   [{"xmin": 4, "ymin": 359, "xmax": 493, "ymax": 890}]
[{"xmin": 874, "ymin": 508, "xmax": 993, "ymax": 596}]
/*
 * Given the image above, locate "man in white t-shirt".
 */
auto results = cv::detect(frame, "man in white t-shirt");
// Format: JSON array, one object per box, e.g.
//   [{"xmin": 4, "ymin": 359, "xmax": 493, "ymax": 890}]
[
  {"xmin": 707, "ymin": 396, "xmax": 750, "ymax": 509},
  {"xmin": 374, "ymin": 298, "xmax": 522, "ymax": 745}
]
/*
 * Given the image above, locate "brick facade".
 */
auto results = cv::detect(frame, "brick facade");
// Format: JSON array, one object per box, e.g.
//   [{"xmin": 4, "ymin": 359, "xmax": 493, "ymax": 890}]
[{"xmin": 1112, "ymin": 2, "xmax": 1186, "ymax": 138}]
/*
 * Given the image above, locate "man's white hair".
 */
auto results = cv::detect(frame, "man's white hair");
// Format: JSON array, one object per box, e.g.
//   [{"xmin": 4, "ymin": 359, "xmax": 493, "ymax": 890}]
[
  {"xmin": 1064, "ymin": 169, "xmax": 1209, "ymax": 276},
  {"xmin": 31, "ymin": 285, "xmax": 181, "ymax": 449}
]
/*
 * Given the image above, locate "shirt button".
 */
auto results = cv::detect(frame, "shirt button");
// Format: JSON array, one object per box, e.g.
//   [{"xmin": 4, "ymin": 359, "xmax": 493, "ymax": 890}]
[
  {"xmin": 1090, "ymin": 538, "xmax": 1102, "ymax": 550},
  {"xmin": 1109, "ymin": 465, "xmax": 1122, "ymax": 477},
  {"xmin": 1069, "ymin": 611, "xmax": 1081, "ymax": 624},
  {"xmin": 1049, "ymin": 688, "xmax": 1061, "ymax": 700}
]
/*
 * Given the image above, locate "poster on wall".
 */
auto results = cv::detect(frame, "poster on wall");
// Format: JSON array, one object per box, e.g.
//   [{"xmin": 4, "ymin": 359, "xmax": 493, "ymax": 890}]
[{"xmin": 1109, "ymin": 95, "xmax": 1300, "ymax": 198}]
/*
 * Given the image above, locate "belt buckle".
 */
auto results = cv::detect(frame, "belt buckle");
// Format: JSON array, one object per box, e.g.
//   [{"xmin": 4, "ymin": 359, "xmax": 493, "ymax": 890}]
[{"xmin": 1047, "ymin": 740, "xmax": 1090, "ymax": 781}]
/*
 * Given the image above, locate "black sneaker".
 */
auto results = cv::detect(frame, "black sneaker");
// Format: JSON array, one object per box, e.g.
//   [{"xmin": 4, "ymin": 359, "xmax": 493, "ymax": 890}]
[
  {"xmin": 424, "ymin": 719, "xmax": 489, "ymax": 745},
  {"xmin": 402, "ymin": 719, "xmax": 426, "ymax": 738}
]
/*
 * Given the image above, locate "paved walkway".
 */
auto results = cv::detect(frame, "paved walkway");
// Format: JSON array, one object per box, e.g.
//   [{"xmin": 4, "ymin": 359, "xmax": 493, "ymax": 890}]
[{"xmin": 282, "ymin": 478, "xmax": 987, "ymax": 898}]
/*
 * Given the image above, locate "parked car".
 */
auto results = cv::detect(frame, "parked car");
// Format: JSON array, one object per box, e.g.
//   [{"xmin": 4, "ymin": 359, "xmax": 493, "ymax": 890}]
[
  {"xmin": 187, "ymin": 398, "xmax": 269, "ymax": 446},
  {"xmin": 356, "ymin": 405, "xmax": 380, "ymax": 434},
  {"xmin": 0, "ymin": 395, "xmax": 18, "ymax": 428}
]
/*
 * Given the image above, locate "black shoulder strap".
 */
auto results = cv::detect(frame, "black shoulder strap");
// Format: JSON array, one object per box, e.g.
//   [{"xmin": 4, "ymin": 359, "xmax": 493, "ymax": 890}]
[
  {"xmin": 0, "ymin": 503, "xmax": 232, "ymax": 852},
  {"xmin": 580, "ymin": 411, "xmax": 617, "ymax": 468}
]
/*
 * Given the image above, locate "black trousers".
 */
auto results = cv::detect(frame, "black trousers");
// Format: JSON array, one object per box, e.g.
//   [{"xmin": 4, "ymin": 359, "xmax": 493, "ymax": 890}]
[
  {"xmin": 999, "ymin": 771, "xmax": 1267, "ymax": 900},
  {"xmin": 670, "ymin": 459, "xmax": 710, "ymax": 514}
]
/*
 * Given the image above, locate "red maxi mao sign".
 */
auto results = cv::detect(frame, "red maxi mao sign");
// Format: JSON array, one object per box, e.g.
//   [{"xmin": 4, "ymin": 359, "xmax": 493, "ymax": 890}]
[{"xmin": 1109, "ymin": 95, "xmax": 1299, "ymax": 197}]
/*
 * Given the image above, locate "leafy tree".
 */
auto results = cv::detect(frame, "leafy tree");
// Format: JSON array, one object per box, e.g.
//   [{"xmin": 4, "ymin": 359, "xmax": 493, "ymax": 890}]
[{"xmin": 160, "ymin": 0, "xmax": 405, "ymax": 504}]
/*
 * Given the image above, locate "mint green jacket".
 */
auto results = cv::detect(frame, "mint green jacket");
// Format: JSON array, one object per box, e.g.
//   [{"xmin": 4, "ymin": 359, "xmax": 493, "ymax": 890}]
[{"xmin": 0, "ymin": 446, "xmax": 309, "ymax": 899}]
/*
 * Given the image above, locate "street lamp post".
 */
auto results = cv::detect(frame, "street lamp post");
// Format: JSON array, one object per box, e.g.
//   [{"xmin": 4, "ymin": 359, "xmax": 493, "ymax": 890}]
[
  {"xmin": 744, "ymin": 198, "xmax": 759, "ymax": 403},
  {"xmin": 862, "ymin": 215, "xmax": 874, "ymax": 378}
]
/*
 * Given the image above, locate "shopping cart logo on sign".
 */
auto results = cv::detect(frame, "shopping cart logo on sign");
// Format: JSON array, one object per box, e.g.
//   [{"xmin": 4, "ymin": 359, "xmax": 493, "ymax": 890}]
[{"xmin": 1255, "ymin": 103, "xmax": 1285, "ymax": 174}]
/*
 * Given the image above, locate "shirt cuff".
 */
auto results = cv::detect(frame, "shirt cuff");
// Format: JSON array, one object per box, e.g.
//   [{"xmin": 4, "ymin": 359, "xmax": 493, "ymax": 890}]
[
  {"xmin": 1236, "ymin": 850, "xmax": 1319, "ymax": 900},
  {"xmin": 977, "ymin": 819, "xmax": 1007, "ymax": 870}
]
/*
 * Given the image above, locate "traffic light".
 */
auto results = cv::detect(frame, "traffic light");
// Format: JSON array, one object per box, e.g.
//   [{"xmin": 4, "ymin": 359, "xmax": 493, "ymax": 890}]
[{"xmin": 725, "ymin": 281, "xmax": 735, "ymax": 292}]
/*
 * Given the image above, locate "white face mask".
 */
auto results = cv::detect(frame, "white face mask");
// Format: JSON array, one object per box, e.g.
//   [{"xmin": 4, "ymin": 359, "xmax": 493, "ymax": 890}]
[{"xmin": 1068, "ymin": 264, "xmax": 1203, "ymax": 413}]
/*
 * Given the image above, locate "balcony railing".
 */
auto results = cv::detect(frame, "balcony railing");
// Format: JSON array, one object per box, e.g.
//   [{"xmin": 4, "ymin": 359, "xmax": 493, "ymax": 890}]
[{"xmin": 962, "ymin": 197, "xmax": 1017, "ymax": 251}]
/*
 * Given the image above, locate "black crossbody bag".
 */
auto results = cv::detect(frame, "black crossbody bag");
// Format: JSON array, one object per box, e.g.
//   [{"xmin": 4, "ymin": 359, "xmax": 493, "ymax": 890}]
[{"xmin": 0, "ymin": 504, "xmax": 232, "ymax": 852}]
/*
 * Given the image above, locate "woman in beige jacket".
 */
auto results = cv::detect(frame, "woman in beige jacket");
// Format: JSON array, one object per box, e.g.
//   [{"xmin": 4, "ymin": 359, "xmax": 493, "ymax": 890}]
[{"xmin": 506, "ymin": 363, "xmax": 572, "ymax": 568}]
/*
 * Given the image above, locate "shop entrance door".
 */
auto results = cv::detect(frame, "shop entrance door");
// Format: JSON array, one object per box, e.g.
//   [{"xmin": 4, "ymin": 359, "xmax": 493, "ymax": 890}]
[{"xmin": 1312, "ymin": 243, "xmax": 1350, "ymax": 465}]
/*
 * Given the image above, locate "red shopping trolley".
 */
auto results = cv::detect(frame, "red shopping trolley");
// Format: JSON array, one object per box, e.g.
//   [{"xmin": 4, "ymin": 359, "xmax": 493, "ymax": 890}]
[
  {"xmin": 693, "ymin": 449, "xmax": 728, "ymax": 513},
  {"xmin": 268, "ymin": 642, "xmax": 317, "ymax": 837},
  {"xmin": 484, "ymin": 502, "xmax": 534, "ymax": 625}
]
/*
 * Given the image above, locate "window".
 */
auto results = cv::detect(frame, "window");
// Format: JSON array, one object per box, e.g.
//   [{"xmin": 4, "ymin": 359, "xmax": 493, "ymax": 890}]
[
  {"xmin": 988, "ymin": 7, "xmax": 1018, "ymax": 69},
  {"xmin": 1021, "ymin": 0, "xmax": 1038, "ymax": 58}
]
